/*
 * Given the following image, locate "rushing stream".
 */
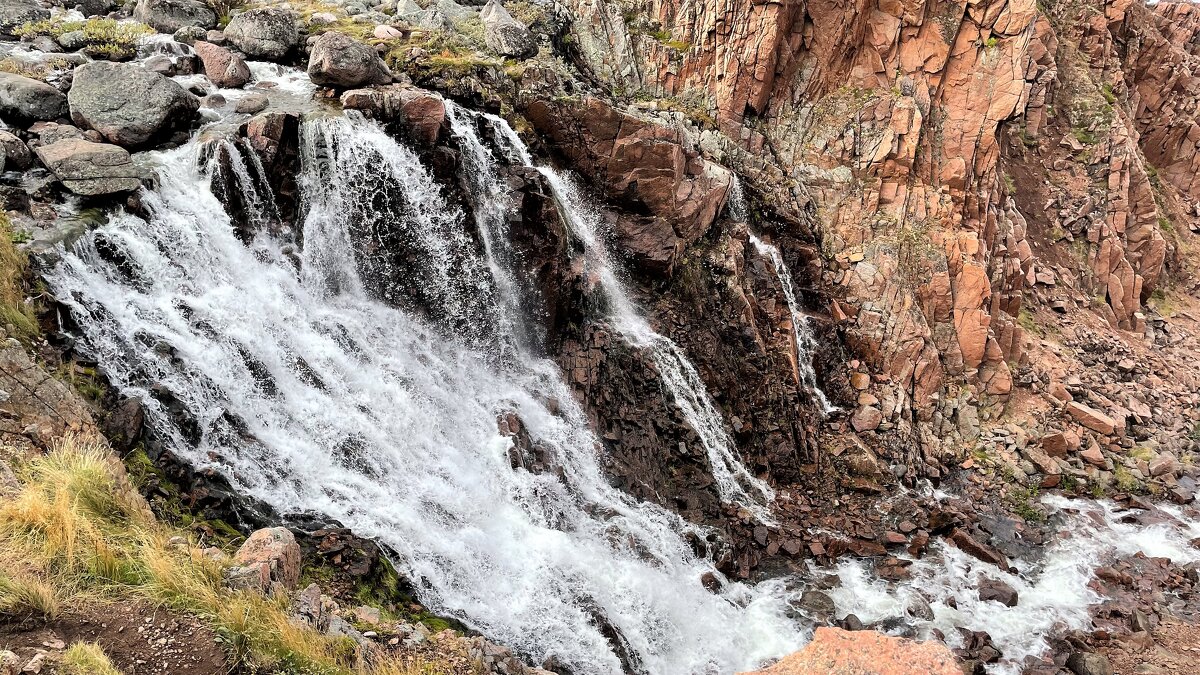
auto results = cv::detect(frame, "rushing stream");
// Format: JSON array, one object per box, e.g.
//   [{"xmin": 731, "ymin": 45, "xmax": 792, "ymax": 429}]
[{"xmin": 43, "ymin": 83, "xmax": 1200, "ymax": 674}]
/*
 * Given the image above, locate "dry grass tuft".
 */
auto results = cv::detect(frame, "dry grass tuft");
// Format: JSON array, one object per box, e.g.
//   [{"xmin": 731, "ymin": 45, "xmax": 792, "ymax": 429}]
[
  {"xmin": 61, "ymin": 642, "xmax": 123, "ymax": 675},
  {"xmin": 0, "ymin": 434, "xmax": 461, "ymax": 674}
]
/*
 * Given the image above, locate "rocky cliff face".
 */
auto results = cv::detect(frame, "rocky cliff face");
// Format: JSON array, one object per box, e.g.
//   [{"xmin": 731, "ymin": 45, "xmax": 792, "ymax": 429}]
[{"xmin": 560, "ymin": 0, "xmax": 1197, "ymax": 473}]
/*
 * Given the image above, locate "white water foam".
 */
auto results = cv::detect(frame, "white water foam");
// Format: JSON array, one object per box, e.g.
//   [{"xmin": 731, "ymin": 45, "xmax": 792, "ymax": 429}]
[
  {"xmin": 748, "ymin": 234, "xmax": 836, "ymax": 415},
  {"xmin": 826, "ymin": 494, "xmax": 1200, "ymax": 674},
  {"xmin": 472, "ymin": 106, "xmax": 776, "ymax": 521},
  {"xmin": 48, "ymin": 112, "xmax": 803, "ymax": 674}
]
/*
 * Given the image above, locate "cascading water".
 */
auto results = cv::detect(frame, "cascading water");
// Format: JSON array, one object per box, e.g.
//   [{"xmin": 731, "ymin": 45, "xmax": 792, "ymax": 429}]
[
  {"xmin": 48, "ymin": 112, "xmax": 804, "ymax": 674},
  {"xmin": 464, "ymin": 105, "xmax": 775, "ymax": 521},
  {"xmin": 747, "ymin": 235, "xmax": 837, "ymax": 414}
]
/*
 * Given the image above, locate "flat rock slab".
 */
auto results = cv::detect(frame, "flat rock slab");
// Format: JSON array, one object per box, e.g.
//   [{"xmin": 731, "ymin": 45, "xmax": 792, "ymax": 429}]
[{"xmin": 34, "ymin": 139, "xmax": 142, "ymax": 195}]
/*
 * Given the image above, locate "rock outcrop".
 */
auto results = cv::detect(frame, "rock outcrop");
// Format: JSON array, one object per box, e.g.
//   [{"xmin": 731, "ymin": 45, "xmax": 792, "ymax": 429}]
[
  {"xmin": 307, "ymin": 31, "xmax": 392, "ymax": 89},
  {"xmin": 68, "ymin": 61, "xmax": 199, "ymax": 147},
  {"xmin": 526, "ymin": 96, "xmax": 732, "ymax": 275},
  {"xmin": 34, "ymin": 139, "xmax": 142, "ymax": 196}
]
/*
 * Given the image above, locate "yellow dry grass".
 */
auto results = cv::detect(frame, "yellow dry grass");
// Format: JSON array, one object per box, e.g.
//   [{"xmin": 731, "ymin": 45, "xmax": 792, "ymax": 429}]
[{"xmin": 0, "ymin": 434, "xmax": 458, "ymax": 674}]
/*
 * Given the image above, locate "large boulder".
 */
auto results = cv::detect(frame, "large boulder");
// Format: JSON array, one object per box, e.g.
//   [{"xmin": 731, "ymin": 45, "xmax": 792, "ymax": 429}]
[
  {"xmin": 33, "ymin": 139, "xmax": 142, "ymax": 196},
  {"xmin": 307, "ymin": 31, "xmax": 391, "ymax": 89},
  {"xmin": 0, "ymin": 72, "xmax": 67, "ymax": 124},
  {"xmin": 226, "ymin": 527, "xmax": 301, "ymax": 594},
  {"xmin": 480, "ymin": 0, "xmax": 535, "ymax": 58},
  {"xmin": 224, "ymin": 8, "xmax": 298, "ymax": 60},
  {"xmin": 738, "ymin": 627, "xmax": 960, "ymax": 674},
  {"xmin": 194, "ymin": 40, "xmax": 250, "ymax": 89},
  {"xmin": 68, "ymin": 61, "xmax": 199, "ymax": 147},
  {"xmin": 134, "ymin": 0, "xmax": 217, "ymax": 34},
  {"xmin": 0, "ymin": 0, "xmax": 48, "ymax": 39}
]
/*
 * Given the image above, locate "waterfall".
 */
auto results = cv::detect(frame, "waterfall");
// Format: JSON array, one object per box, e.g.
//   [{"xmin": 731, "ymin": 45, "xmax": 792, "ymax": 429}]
[
  {"xmin": 47, "ymin": 114, "xmax": 804, "ymax": 674},
  {"xmin": 748, "ymin": 235, "xmax": 837, "ymax": 414},
  {"xmin": 464, "ymin": 105, "xmax": 775, "ymax": 521}
]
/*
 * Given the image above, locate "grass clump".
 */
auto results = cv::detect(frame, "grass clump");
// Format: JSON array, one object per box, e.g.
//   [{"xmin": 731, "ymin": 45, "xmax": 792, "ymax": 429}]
[
  {"xmin": 1007, "ymin": 486, "xmax": 1046, "ymax": 523},
  {"xmin": 0, "ymin": 435, "xmax": 458, "ymax": 674},
  {"xmin": 15, "ymin": 18, "xmax": 154, "ymax": 61},
  {"xmin": 1113, "ymin": 465, "xmax": 1144, "ymax": 493},
  {"xmin": 61, "ymin": 642, "xmax": 122, "ymax": 675},
  {"xmin": 0, "ymin": 212, "xmax": 39, "ymax": 341}
]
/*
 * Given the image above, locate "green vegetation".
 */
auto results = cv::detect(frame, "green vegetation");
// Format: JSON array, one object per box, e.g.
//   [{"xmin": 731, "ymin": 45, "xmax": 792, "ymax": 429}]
[
  {"xmin": 0, "ymin": 435, "xmax": 458, "ymax": 674},
  {"xmin": 1113, "ymin": 465, "xmax": 1144, "ymax": 493},
  {"xmin": 0, "ymin": 213, "xmax": 40, "ymax": 342},
  {"xmin": 15, "ymin": 18, "xmax": 155, "ymax": 61},
  {"xmin": 1007, "ymin": 486, "xmax": 1046, "ymax": 523}
]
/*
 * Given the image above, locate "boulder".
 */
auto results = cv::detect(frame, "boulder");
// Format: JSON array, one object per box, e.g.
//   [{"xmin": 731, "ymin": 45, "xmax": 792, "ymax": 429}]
[
  {"xmin": 68, "ymin": 61, "xmax": 199, "ymax": 147},
  {"xmin": 33, "ymin": 139, "xmax": 142, "ymax": 195},
  {"xmin": 737, "ymin": 627, "xmax": 960, "ymax": 674},
  {"xmin": 0, "ymin": 0, "xmax": 48, "ymax": 39},
  {"xmin": 480, "ymin": 0, "xmax": 536, "ymax": 58},
  {"xmin": 134, "ymin": 0, "xmax": 217, "ymax": 34},
  {"xmin": 307, "ymin": 31, "xmax": 391, "ymax": 89},
  {"xmin": 225, "ymin": 8, "xmax": 298, "ymax": 60},
  {"xmin": 0, "ymin": 131, "xmax": 30, "ymax": 169},
  {"xmin": 1065, "ymin": 401, "xmax": 1119, "ymax": 436},
  {"xmin": 194, "ymin": 40, "xmax": 250, "ymax": 89},
  {"xmin": 977, "ymin": 578, "xmax": 1019, "ymax": 607},
  {"xmin": 1066, "ymin": 652, "xmax": 1112, "ymax": 675},
  {"xmin": 231, "ymin": 527, "xmax": 301, "ymax": 592},
  {"xmin": 340, "ymin": 85, "xmax": 446, "ymax": 144},
  {"xmin": 850, "ymin": 405, "xmax": 882, "ymax": 432},
  {"xmin": 235, "ymin": 92, "xmax": 268, "ymax": 114},
  {"xmin": 0, "ymin": 72, "xmax": 68, "ymax": 124}
]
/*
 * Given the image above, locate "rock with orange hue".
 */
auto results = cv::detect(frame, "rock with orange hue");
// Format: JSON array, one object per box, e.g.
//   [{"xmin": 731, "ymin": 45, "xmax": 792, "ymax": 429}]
[
  {"xmin": 1065, "ymin": 402, "xmax": 1119, "ymax": 436},
  {"xmin": 340, "ymin": 86, "xmax": 446, "ymax": 145},
  {"xmin": 738, "ymin": 627, "xmax": 960, "ymax": 675},
  {"xmin": 525, "ymin": 96, "xmax": 731, "ymax": 275},
  {"xmin": 227, "ymin": 527, "xmax": 301, "ymax": 594}
]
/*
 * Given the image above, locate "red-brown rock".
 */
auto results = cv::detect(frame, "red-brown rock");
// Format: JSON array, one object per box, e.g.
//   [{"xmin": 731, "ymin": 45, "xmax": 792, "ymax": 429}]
[{"xmin": 738, "ymin": 627, "xmax": 960, "ymax": 675}]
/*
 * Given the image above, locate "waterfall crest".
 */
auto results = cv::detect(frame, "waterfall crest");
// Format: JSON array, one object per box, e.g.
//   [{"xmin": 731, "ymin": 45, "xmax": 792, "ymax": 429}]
[{"xmin": 47, "ymin": 113, "xmax": 803, "ymax": 674}]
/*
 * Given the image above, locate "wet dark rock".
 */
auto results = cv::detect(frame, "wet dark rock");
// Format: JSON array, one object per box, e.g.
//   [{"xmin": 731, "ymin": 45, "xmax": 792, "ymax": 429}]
[
  {"xmin": 977, "ymin": 578, "xmax": 1019, "ymax": 607},
  {"xmin": 798, "ymin": 589, "xmax": 836, "ymax": 616},
  {"xmin": 102, "ymin": 396, "xmax": 146, "ymax": 453},
  {"xmin": 840, "ymin": 613, "xmax": 863, "ymax": 631},
  {"xmin": 307, "ymin": 31, "xmax": 391, "ymax": 89},
  {"xmin": 135, "ymin": 0, "xmax": 217, "ymax": 34},
  {"xmin": 225, "ymin": 8, "xmax": 299, "ymax": 60},
  {"xmin": 0, "ymin": 72, "xmax": 68, "ymax": 124},
  {"xmin": 235, "ymin": 93, "xmax": 269, "ymax": 114},
  {"xmin": 68, "ymin": 61, "xmax": 199, "ymax": 147},
  {"xmin": 0, "ymin": 130, "xmax": 31, "ymax": 169},
  {"xmin": 948, "ymin": 528, "xmax": 1010, "ymax": 570}
]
